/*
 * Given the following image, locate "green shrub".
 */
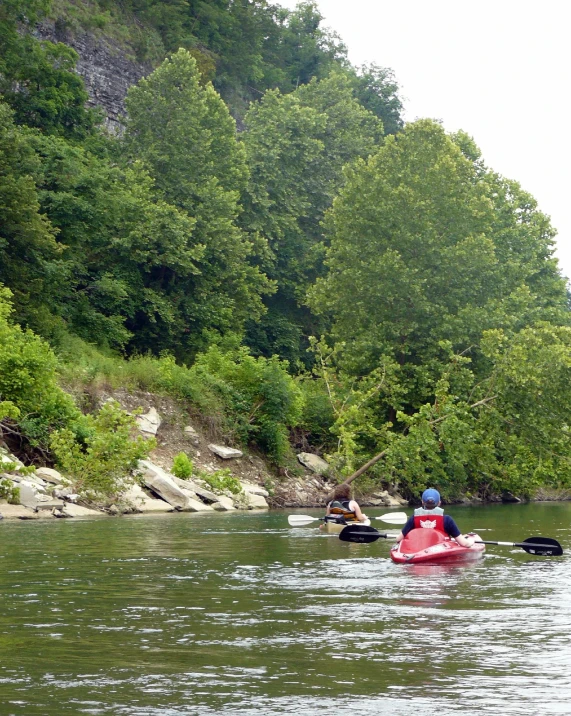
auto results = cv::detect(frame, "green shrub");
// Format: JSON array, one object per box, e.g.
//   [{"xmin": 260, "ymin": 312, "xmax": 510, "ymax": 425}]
[
  {"xmin": 0, "ymin": 286, "xmax": 82, "ymax": 449},
  {"xmin": 50, "ymin": 400, "xmax": 153, "ymax": 497},
  {"xmin": 201, "ymin": 468, "xmax": 242, "ymax": 495},
  {"xmin": 0, "ymin": 478, "xmax": 20, "ymax": 504},
  {"xmin": 188, "ymin": 346, "xmax": 304, "ymax": 464},
  {"xmin": 172, "ymin": 452, "xmax": 193, "ymax": 479}
]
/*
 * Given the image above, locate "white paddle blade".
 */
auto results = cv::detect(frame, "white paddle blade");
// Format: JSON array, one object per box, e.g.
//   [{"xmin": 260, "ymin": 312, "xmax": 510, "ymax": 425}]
[
  {"xmin": 288, "ymin": 515, "xmax": 320, "ymax": 526},
  {"xmin": 374, "ymin": 512, "xmax": 408, "ymax": 525}
]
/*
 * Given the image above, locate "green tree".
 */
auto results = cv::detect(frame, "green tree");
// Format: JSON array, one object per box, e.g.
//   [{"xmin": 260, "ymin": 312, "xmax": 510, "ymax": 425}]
[
  {"xmin": 27, "ymin": 131, "xmax": 203, "ymax": 352},
  {"xmin": 241, "ymin": 72, "xmax": 383, "ymax": 365},
  {"xmin": 309, "ymin": 120, "xmax": 570, "ymax": 498},
  {"xmin": 345, "ymin": 63, "xmax": 404, "ymax": 135},
  {"xmin": 125, "ymin": 49, "xmax": 272, "ymax": 355},
  {"xmin": 0, "ymin": 0, "xmax": 97, "ymax": 138},
  {"xmin": 0, "ymin": 103, "xmax": 61, "ymax": 331}
]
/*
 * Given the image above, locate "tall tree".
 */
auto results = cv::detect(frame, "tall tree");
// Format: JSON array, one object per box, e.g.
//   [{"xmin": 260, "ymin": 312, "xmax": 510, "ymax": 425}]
[
  {"xmin": 28, "ymin": 131, "xmax": 203, "ymax": 351},
  {"xmin": 241, "ymin": 72, "xmax": 383, "ymax": 365},
  {"xmin": 345, "ymin": 63, "xmax": 404, "ymax": 135},
  {"xmin": 308, "ymin": 120, "xmax": 570, "ymax": 497},
  {"xmin": 125, "ymin": 49, "xmax": 272, "ymax": 355},
  {"xmin": 0, "ymin": 103, "xmax": 61, "ymax": 332}
]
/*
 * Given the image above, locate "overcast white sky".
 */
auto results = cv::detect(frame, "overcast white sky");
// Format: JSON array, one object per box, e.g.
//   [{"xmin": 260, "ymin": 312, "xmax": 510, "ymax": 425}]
[{"xmin": 277, "ymin": 0, "xmax": 571, "ymax": 282}]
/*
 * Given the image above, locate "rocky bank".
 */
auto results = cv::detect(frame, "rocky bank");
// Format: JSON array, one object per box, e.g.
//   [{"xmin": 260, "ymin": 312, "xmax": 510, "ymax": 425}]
[{"xmin": 0, "ymin": 389, "xmax": 407, "ymax": 521}]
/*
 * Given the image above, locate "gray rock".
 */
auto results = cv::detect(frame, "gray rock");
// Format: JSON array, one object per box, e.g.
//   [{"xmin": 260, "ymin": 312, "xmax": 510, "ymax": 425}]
[
  {"xmin": 0, "ymin": 504, "xmax": 40, "ymax": 520},
  {"xmin": 121, "ymin": 484, "xmax": 173, "ymax": 513},
  {"xmin": 239, "ymin": 481, "xmax": 269, "ymax": 498},
  {"xmin": 212, "ymin": 496, "xmax": 236, "ymax": 511},
  {"xmin": 171, "ymin": 477, "xmax": 219, "ymax": 504},
  {"xmin": 136, "ymin": 407, "xmax": 161, "ymax": 436},
  {"xmin": 61, "ymin": 503, "xmax": 103, "ymax": 517},
  {"xmin": 208, "ymin": 444, "xmax": 243, "ymax": 460},
  {"xmin": 370, "ymin": 490, "xmax": 406, "ymax": 507},
  {"xmin": 0, "ymin": 448, "xmax": 24, "ymax": 470},
  {"xmin": 297, "ymin": 452, "xmax": 329, "ymax": 475},
  {"xmin": 244, "ymin": 492, "xmax": 269, "ymax": 510},
  {"xmin": 138, "ymin": 460, "xmax": 214, "ymax": 511},
  {"xmin": 54, "ymin": 487, "xmax": 74, "ymax": 499},
  {"xmin": 18, "ymin": 483, "xmax": 64, "ymax": 510},
  {"xmin": 184, "ymin": 426, "xmax": 201, "ymax": 446},
  {"xmin": 35, "ymin": 467, "xmax": 65, "ymax": 484}
]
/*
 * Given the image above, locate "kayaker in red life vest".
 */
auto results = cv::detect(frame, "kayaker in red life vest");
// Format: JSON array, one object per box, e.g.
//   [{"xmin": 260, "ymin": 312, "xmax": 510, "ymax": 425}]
[
  {"xmin": 325, "ymin": 483, "xmax": 368, "ymax": 524},
  {"xmin": 394, "ymin": 488, "xmax": 475, "ymax": 547}
]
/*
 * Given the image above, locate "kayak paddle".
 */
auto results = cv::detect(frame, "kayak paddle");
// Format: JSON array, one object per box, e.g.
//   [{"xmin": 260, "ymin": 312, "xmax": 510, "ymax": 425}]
[
  {"xmin": 473, "ymin": 536, "xmax": 563, "ymax": 556},
  {"xmin": 339, "ymin": 525, "xmax": 564, "ymax": 556},
  {"xmin": 339, "ymin": 525, "xmax": 397, "ymax": 543},
  {"xmin": 288, "ymin": 512, "xmax": 407, "ymax": 527},
  {"xmin": 373, "ymin": 512, "xmax": 407, "ymax": 524}
]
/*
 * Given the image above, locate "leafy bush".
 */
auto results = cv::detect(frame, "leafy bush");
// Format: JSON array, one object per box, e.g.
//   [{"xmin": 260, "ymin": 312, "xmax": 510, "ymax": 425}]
[
  {"xmin": 188, "ymin": 346, "xmax": 304, "ymax": 465},
  {"xmin": 50, "ymin": 400, "xmax": 153, "ymax": 497},
  {"xmin": 0, "ymin": 478, "xmax": 20, "ymax": 504},
  {"xmin": 171, "ymin": 452, "xmax": 193, "ymax": 479},
  {"xmin": 200, "ymin": 468, "xmax": 242, "ymax": 495},
  {"xmin": 0, "ymin": 286, "xmax": 82, "ymax": 449}
]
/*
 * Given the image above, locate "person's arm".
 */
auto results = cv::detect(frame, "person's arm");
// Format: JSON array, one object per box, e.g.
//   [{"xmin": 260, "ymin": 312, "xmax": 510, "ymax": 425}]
[
  {"xmin": 394, "ymin": 515, "xmax": 414, "ymax": 542},
  {"xmin": 349, "ymin": 500, "xmax": 367, "ymax": 522},
  {"xmin": 325, "ymin": 502, "xmax": 331, "ymax": 516},
  {"xmin": 444, "ymin": 516, "xmax": 475, "ymax": 547}
]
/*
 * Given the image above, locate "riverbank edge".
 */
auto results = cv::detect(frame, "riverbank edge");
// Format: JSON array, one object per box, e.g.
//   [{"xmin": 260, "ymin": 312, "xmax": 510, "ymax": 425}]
[{"xmin": 2, "ymin": 484, "xmax": 570, "ymax": 521}]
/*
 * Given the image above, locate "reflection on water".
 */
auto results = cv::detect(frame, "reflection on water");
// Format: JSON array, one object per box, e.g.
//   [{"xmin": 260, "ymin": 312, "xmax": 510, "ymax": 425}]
[{"xmin": 0, "ymin": 502, "xmax": 569, "ymax": 714}]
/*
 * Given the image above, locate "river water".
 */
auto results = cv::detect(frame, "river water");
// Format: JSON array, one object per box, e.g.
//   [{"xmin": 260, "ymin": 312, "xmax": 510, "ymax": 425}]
[{"xmin": 0, "ymin": 502, "xmax": 570, "ymax": 715}]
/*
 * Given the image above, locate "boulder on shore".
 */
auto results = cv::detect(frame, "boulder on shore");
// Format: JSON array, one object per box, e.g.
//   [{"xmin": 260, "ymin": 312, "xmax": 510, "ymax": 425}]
[
  {"xmin": 208, "ymin": 444, "xmax": 243, "ymax": 460},
  {"xmin": 136, "ymin": 407, "xmax": 162, "ymax": 436},
  {"xmin": 297, "ymin": 452, "xmax": 329, "ymax": 475}
]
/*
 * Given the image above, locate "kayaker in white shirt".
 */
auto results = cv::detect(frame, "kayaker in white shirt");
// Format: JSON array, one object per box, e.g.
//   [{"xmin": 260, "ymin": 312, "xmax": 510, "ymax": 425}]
[{"xmin": 394, "ymin": 488, "xmax": 475, "ymax": 547}]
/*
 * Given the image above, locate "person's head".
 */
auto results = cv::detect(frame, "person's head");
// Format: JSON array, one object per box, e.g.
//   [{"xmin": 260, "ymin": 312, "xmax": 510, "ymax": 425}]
[
  {"xmin": 332, "ymin": 483, "xmax": 352, "ymax": 501},
  {"xmin": 421, "ymin": 488, "xmax": 441, "ymax": 509}
]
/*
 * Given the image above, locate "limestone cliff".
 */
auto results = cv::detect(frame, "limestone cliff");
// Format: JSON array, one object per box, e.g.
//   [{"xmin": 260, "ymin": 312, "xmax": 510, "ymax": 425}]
[{"xmin": 35, "ymin": 19, "xmax": 153, "ymax": 131}]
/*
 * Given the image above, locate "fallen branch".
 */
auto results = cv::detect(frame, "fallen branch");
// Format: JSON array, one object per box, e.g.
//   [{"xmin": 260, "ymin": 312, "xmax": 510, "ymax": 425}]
[{"xmin": 343, "ymin": 395, "xmax": 498, "ymax": 485}]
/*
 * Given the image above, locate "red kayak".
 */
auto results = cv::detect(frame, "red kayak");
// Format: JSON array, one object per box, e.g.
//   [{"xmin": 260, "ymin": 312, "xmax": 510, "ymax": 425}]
[{"xmin": 390, "ymin": 528, "xmax": 485, "ymax": 564}]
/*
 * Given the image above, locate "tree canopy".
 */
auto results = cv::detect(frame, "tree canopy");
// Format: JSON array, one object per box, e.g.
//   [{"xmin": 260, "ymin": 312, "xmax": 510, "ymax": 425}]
[{"xmin": 308, "ymin": 120, "xmax": 571, "ymax": 497}]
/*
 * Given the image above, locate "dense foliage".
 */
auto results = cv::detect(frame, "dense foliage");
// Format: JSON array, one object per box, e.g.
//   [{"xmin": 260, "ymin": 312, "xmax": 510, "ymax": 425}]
[
  {"xmin": 309, "ymin": 121, "xmax": 571, "ymax": 498},
  {"xmin": 0, "ymin": 0, "xmax": 570, "ymax": 501},
  {"xmin": 0, "ymin": 288, "xmax": 152, "ymax": 495}
]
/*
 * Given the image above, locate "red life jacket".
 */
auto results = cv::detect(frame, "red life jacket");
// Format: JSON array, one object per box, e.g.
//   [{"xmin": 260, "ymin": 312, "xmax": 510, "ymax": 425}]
[{"xmin": 413, "ymin": 507, "xmax": 445, "ymax": 532}]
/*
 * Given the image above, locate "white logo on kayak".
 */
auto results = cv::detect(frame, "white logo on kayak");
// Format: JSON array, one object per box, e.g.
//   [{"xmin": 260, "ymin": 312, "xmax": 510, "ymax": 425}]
[{"xmin": 420, "ymin": 519, "xmax": 437, "ymax": 529}]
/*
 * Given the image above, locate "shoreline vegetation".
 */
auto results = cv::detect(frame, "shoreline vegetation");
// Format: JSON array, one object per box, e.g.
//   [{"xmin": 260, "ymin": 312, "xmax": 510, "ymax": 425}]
[{"xmin": 1, "ymin": 1, "xmax": 571, "ymax": 513}]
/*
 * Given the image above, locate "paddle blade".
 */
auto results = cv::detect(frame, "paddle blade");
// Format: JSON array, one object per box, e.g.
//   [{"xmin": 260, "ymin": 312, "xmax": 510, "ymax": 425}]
[
  {"xmin": 520, "ymin": 537, "xmax": 563, "ymax": 556},
  {"xmin": 288, "ymin": 515, "xmax": 319, "ymax": 526},
  {"xmin": 339, "ymin": 525, "xmax": 381, "ymax": 543},
  {"xmin": 374, "ymin": 512, "xmax": 408, "ymax": 525}
]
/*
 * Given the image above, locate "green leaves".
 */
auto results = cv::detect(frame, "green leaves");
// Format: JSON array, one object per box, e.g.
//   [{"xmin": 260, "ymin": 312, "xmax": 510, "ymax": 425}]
[
  {"xmin": 125, "ymin": 49, "xmax": 272, "ymax": 356},
  {"xmin": 309, "ymin": 119, "xmax": 571, "ymax": 499},
  {"xmin": 50, "ymin": 400, "xmax": 153, "ymax": 497},
  {"xmin": 241, "ymin": 72, "xmax": 384, "ymax": 363}
]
